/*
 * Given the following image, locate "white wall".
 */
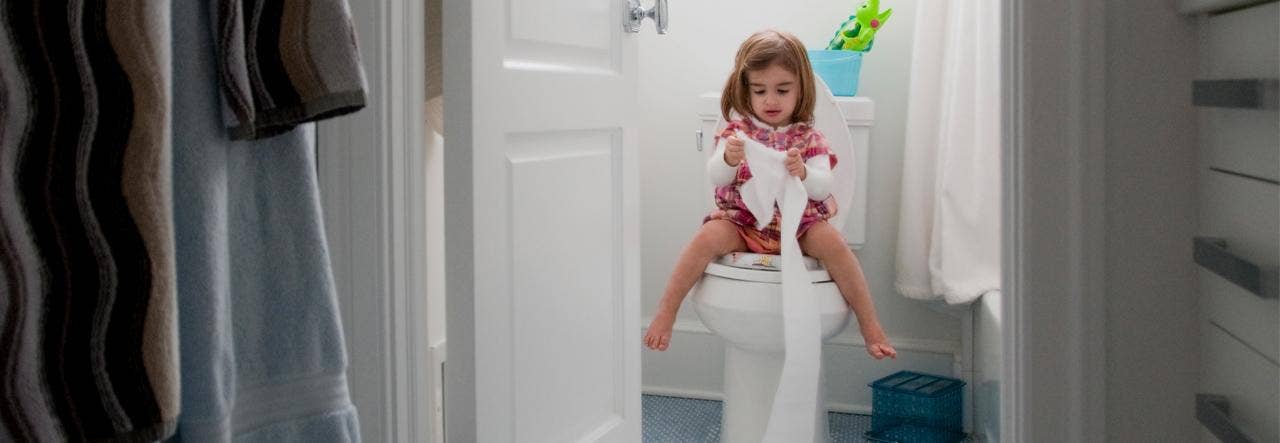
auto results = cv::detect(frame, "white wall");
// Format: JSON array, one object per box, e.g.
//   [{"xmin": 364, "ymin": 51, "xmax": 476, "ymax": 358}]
[
  {"xmin": 1104, "ymin": 0, "xmax": 1201, "ymax": 440},
  {"xmin": 637, "ymin": 0, "xmax": 967, "ymax": 410}
]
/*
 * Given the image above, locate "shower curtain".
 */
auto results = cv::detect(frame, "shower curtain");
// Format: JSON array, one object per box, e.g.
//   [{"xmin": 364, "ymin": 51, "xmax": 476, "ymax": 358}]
[
  {"xmin": 894, "ymin": 0, "xmax": 1001, "ymax": 305},
  {"xmin": 0, "ymin": 0, "xmax": 367, "ymax": 440}
]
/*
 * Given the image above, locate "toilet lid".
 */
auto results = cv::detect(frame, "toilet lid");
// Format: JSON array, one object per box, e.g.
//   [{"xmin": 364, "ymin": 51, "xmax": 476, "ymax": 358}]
[
  {"xmin": 810, "ymin": 76, "xmax": 856, "ymax": 232},
  {"xmin": 704, "ymin": 253, "xmax": 832, "ymax": 283}
]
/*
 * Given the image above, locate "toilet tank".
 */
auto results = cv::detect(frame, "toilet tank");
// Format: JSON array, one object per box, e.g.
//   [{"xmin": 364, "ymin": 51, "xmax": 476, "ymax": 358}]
[{"xmin": 697, "ymin": 93, "xmax": 874, "ymax": 249}]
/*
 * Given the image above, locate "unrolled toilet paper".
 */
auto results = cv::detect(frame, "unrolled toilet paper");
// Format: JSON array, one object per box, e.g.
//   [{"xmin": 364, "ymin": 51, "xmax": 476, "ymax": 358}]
[{"xmin": 737, "ymin": 132, "xmax": 824, "ymax": 443}]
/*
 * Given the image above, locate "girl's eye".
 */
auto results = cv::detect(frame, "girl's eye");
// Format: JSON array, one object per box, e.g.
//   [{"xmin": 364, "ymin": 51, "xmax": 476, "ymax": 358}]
[
  {"xmin": 777, "ymin": 90, "xmax": 790, "ymax": 95},
  {"xmin": 752, "ymin": 90, "xmax": 765, "ymax": 95}
]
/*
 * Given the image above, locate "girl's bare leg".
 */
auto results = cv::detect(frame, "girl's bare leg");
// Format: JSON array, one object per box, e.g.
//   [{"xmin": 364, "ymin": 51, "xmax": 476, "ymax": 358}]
[
  {"xmin": 645, "ymin": 220, "xmax": 746, "ymax": 351},
  {"xmin": 799, "ymin": 221, "xmax": 898, "ymax": 359}
]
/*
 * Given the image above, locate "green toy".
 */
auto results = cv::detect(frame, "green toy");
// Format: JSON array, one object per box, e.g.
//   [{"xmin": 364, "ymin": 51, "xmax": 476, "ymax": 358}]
[
  {"xmin": 825, "ymin": 15, "xmax": 860, "ymax": 50},
  {"xmin": 825, "ymin": 0, "xmax": 893, "ymax": 52}
]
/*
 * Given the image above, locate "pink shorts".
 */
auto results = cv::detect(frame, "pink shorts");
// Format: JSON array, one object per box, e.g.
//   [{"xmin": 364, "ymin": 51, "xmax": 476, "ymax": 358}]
[
  {"xmin": 705, "ymin": 210, "xmax": 824, "ymax": 255},
  {"xmin": 736, "ymin": 225, "xmax": 781, "ymax": 254}
]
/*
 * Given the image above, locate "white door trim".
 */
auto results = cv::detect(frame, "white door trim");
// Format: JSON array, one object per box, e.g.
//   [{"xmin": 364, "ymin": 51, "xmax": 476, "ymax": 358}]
[
  {"xmin": 316, "ymin": 0, "xmax": 428, "ymax": 441},
  {"xmin": 441, "ymin": 0, "xmax": 476, "ymax": 440},
  {"xmin": 1002, "ymin": 0, "xmax": 1107, "ymax": 441}
]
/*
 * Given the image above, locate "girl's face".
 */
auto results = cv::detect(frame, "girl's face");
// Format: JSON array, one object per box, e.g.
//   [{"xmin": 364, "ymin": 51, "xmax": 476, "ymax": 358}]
[{"xmin": 746, "ymin": 63, "xmax": 799, "ymax": 128}]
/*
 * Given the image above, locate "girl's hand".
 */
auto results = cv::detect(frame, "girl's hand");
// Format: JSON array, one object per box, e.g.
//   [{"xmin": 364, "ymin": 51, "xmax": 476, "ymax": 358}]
[
  {"xmin": 724, "ymin": 136, "xmax": 745, "ymax": 166},
  {"xmin": 785, "ymin": 148, "xmax": 806, "ymax": 179}
]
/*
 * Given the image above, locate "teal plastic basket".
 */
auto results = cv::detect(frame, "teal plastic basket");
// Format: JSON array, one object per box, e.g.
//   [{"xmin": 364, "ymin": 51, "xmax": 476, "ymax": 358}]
[
  {"xmin": 864, "ymin": 422, "xmax": 967, "ymax": 443},
  {"xmin": 866, "ymin": 371, "xmax": 967, "ymax": 443},
  {"xmin": 807, "ymin": 49, "xmax": 862, "ymax": 97}
]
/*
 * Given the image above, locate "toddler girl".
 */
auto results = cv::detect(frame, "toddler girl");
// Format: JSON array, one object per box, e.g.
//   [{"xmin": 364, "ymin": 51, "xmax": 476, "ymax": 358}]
[{"xmin": 643, "ymin": 29, "xmax": 896, "ymax": 360}]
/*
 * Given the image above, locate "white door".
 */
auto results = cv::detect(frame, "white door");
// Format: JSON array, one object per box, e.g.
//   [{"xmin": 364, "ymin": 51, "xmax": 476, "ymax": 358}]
[{"xmin": 445, "ymin": 0, "xmax": 656, "ymax": 441}]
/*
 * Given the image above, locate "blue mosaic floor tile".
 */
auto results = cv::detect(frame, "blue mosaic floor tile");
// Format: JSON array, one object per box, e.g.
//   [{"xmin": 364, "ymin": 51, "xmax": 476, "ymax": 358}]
[{"xmin": 642, "ymin": 394, "xmax": 874, "ymax": 443}]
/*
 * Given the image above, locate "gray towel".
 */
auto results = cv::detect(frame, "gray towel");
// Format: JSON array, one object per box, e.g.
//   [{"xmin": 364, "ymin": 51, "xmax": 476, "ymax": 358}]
[{"xmin": 170, "ymin": 0, "xmax": 365, "ymax": 439}]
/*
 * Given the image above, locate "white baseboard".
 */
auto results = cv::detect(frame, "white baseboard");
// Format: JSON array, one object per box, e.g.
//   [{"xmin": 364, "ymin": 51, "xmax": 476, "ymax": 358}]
[{"xmin": 641, "ymin": 386, "xmax": 724, "ymax": 402}]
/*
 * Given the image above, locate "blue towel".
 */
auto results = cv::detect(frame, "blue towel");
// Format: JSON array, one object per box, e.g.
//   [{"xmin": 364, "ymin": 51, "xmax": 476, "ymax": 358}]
[{"xmin": 169, "ymin": 0, "xmax": 361, "ymax": 440}]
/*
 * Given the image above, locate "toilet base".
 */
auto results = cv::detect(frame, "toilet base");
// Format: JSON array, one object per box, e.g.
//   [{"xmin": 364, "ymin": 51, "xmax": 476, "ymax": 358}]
[{"xmin": 720, "ymin": 344, "xmax": 830, "ymax": 443}]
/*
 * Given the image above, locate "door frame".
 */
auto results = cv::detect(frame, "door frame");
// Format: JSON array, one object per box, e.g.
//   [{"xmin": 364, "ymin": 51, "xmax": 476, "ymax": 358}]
[
  {"xmin": 316, "ymin": 0, "xmax": 428, "ymax": 442},
  {"xmin": 320, "ymin": 0, "xmax": 1110, "ymax": 441},
  {"xmin": 1000, "ymin": 0, "xmax": 1107, "ymax": 440}
]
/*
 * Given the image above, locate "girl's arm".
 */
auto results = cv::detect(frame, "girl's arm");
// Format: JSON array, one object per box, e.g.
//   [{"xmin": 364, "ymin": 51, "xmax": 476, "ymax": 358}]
[
  {"xmin": 706, "ymin": 138, "xmax": 738, "ymax": 186},
  {"xmin": 802, "ymin": 154, "xmax": 832, "ymax": 200}
]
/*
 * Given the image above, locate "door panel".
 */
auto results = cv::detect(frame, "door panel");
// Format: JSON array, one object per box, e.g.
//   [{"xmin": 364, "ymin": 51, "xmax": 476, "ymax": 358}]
[
  {"xmin": 511, "ymin": 0, "xmax": 611, "ymax": 50},
  {"xmin": 1199, "ymin": 322, "xmax": 1279, "ymax": 442},
  {"xmin": 1199, "ymin": 1, "xmax": 1280, "ymax": 182},
  {"xmin": 466, "ymin": 0, "xmax": 641, "ymax": 441},
  {"xmin": 1199, "ymin": 170, "xmax": 1279, "ymax": 363},
  {"xmin": 509, "ymin": 131, "xmax": 626, "ymax": 441}
]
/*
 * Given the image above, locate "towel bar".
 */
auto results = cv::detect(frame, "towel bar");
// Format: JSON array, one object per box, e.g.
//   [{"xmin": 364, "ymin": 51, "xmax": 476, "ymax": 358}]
[
  {"xmin": 1192, "ymin": 79, "xmax": 1279, "ymax": 109},
  {"xmin": 1196, "ymin": 394, "xmax": 1256, "ymax": 443},
  {"xmin": 1193, "ymin": 237, "xmax": 1279, "ymax": 300}
]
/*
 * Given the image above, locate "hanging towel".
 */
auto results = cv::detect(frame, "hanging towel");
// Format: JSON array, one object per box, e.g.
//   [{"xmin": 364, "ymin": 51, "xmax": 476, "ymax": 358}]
[
  {"xmin": 895, "ymin": 0, "xmax": 1001, "ymax": 305},
  {"xmin": 0, "ymin": 2, "xmax": 179, "ymax": 440},
  {"xmin": 169, "ymin": 0, "xmax": 365, "ymax": 440},
  {"xmin": 213, "ymin": 0, "xmax": 367, "ymax": 140},
  {"xmin": 0, "ymin": 0, "xmax": 366, "ymax": 440}
]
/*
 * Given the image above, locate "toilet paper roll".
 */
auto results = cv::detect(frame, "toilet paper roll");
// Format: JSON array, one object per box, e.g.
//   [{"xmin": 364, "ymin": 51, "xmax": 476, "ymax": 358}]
[
  {"xmin": 738, "ymin": 132, "xmax": 824, "ymax": 442},
  {"xmin": 735, "ymin": 133, "xmax": 787, "ymax": 231}
]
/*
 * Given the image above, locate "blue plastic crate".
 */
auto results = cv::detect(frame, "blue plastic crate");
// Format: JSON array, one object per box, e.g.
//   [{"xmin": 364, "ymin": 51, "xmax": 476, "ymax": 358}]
[
  {"xmin": 864, "ymin": 422, "xmax": 967, "ymax": 443},
  {"xmin": 867, "ymin": 371, "xmax": 966, "ymax": 442}
]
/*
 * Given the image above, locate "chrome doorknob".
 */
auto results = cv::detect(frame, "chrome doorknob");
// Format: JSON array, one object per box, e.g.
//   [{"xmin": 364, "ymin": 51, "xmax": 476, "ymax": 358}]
[{"xmin": 624, "ymin": 0, "xmax": 668, "ymax": 34}]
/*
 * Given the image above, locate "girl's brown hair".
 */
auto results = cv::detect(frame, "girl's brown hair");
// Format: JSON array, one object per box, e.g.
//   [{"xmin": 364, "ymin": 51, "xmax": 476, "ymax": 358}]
[{"xmin": 720, "ymin": 29, "xmax": 817, "ymax": 124}]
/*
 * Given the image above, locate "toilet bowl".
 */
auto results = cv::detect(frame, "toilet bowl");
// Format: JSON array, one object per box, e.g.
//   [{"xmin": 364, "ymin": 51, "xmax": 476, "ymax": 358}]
[
  {"xmin": 691, "ymin": 79, "xmax": 872, "ymax": 442},
  {"xmin": 692, "ymin": 253, "xmax": 851, "ymax": 443}
]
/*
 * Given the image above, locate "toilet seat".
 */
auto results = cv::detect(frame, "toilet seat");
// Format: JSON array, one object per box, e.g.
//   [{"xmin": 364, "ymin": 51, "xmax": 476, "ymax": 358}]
[
  {"xmin": 704, "ymin": 259, "xmax": 833, "ymax": 284},
  {"xmin": 715, "ymin": 252, "xmax": 821, "ymax": 271}
]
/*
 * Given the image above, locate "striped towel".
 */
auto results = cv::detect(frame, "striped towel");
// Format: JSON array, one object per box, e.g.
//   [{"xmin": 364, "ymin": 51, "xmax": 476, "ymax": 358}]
[
  {"xmin": 0, "ymin": 0, "xmax": 365, "ymax": 441},
  {"xmin": 213, "ymin": 0, "xmax": 367, "ymax": 140}
]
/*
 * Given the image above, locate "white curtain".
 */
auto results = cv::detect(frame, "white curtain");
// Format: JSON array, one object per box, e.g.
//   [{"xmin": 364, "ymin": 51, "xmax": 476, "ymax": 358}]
[{"xmin": 894, "ymin": 0, "xmax": 1001, "ymax": 305}]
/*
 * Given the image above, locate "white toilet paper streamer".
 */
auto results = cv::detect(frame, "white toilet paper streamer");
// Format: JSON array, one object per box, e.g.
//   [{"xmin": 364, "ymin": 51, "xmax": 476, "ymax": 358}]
[{"xmin": 737, "ymin": 132, "xmax": 823, "ymax": 442}]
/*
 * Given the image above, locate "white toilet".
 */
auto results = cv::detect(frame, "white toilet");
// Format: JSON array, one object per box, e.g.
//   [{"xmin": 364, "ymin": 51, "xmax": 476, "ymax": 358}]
[{"xmin": 692, "ymin": 82, "xmax": 873, "ymax": 443}]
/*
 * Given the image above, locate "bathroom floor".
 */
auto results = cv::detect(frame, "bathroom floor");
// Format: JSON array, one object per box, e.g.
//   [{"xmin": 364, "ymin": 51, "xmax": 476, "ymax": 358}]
[{"xmin": 641, "ymin": 394, "xmax": 875, "ymax": 442}]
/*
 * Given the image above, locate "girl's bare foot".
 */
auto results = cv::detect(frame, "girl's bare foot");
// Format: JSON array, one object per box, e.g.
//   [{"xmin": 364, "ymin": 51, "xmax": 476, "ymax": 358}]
[
  {"xmin": 867, "ymin": 342, "xmax": 897, "ymax": 359},
  {"xmin": 644, "ymin": 310, "xmax": 676, "ymax": 351},
  {"xmin": 861, "ymin": 325, "xmax": 897, "ymax": 360}
]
